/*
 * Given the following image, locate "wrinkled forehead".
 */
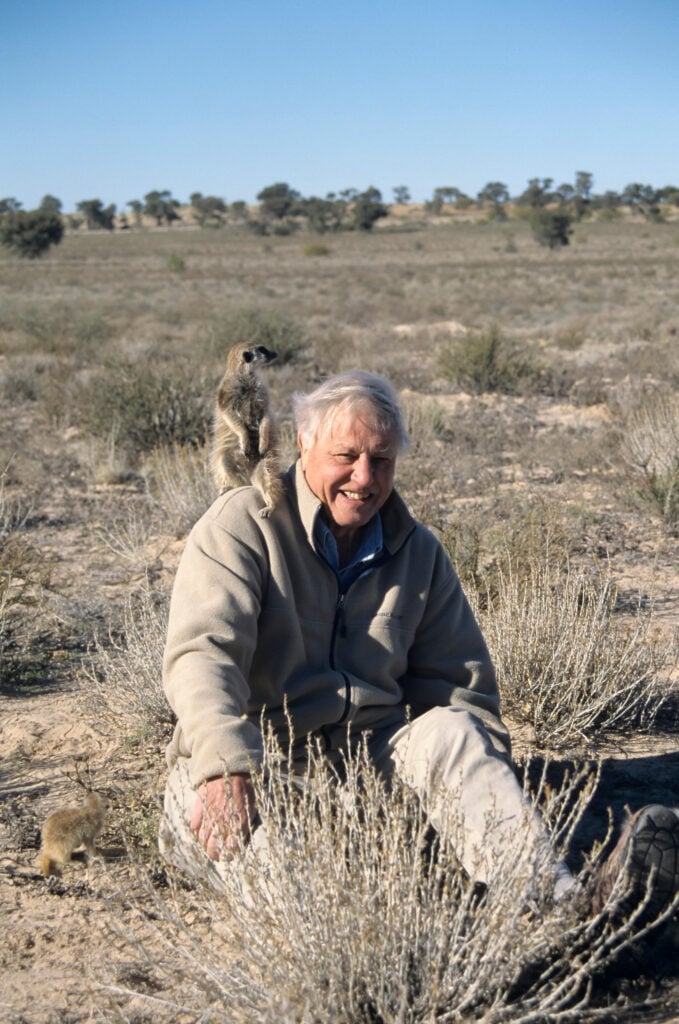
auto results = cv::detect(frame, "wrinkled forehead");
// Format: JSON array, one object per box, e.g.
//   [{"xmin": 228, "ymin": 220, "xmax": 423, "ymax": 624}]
[{"xmin": 319, "ymin": 401, "xmax": 398, "ymax": 451}]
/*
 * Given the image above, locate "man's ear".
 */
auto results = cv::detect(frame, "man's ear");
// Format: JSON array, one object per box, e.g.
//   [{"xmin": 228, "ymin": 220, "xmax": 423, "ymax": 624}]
[{"xmin": 297, "ymin": 432, "xmax": 306, "ymax": 465}]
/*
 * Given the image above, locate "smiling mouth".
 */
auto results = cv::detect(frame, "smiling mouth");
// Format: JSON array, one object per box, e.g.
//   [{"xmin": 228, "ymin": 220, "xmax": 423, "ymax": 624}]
[{"xmin": 341, "ymin": 490, "xmax": 370, "ymax": 501}]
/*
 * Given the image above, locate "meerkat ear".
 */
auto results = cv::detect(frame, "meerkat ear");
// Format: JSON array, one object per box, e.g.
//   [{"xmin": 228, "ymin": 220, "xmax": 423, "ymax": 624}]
[{"xmin": 242, "ymin": 349, "xmax": 255, "ymax": 363}]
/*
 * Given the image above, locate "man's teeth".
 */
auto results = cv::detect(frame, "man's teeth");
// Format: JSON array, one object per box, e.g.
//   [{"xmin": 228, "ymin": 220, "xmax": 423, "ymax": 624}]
[{"xmin": 343, "ymin": 491, "xmax": 368, "ymax": 500}]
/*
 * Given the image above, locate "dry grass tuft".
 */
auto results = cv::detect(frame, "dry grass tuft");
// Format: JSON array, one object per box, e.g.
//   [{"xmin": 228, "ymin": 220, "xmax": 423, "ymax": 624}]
[
  {"xmin": 0, "ymin": 466, "xmax": 53, "ymax": 689},
  {"xmin": 75, "ymin": 358, "xmax": 213, "ymax": 458},
  {"xmin": 83, "ymin": 587, "xmax": 174, "ymax": 743},
  {"xmin": 99, "ymin": 737, "xmax": 677, "ymax": 1023},
  {"xmin": 620, "ymin": 389, "xmax": 679, "ymax": 529},
  {"xmin": 473, "ymin": 556, "xmax": 672, "ymax": 748},
  {"xmin": 438, "ymin": 323, "xmax": 546, "ymax": 395},
  {"xmin": 144, "ymin": 443, "xmax": 215, "ymax": 537}
]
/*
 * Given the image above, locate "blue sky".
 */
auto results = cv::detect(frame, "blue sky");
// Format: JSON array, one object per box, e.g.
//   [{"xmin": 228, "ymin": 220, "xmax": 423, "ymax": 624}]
[{"xmin": 2, "ymin": 0, "xmax": 678, "ymax": 213}]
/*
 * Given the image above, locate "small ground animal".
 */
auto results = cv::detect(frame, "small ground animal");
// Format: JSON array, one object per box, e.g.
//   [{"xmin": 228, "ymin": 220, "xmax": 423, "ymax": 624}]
[
  {"xmin": 39, "ymin": 791, "xmax": 107, "ymax": 877},
  {"xmin": 210, "ymin": 341, "xmax": 283, "ymax": 517}
]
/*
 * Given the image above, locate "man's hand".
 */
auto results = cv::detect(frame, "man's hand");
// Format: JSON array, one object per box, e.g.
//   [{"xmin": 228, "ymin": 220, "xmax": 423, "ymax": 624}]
[{"xmin": 190, "ymin": 773, "xmax": 257, "ymax": 861}]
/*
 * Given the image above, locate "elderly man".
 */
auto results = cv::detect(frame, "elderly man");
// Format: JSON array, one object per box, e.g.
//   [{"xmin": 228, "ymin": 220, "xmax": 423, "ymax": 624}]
[{"xmin": 159, "ymin": 370, "xmax": 679, "ymax": 915}]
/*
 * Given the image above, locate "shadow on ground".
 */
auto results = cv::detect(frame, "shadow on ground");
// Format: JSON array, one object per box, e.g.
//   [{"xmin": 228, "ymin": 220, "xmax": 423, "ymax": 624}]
[{"xmin": 521, "ymin": 751, "xmax": 679, "ymax": 870}]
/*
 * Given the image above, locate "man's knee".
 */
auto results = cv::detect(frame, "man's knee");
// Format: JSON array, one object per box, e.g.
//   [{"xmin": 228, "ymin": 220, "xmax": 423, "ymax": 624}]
[{"xmin": 408, "ymin": 706, "xmax": 503, "ymax": 763}]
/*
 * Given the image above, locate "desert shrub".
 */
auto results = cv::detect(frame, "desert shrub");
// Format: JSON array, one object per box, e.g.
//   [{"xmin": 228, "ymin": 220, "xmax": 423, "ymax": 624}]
[
  {"xmin": 0, "ymin": 479, "xmax": 53, "ymax": 690},
  {"xmin": 144, "ymin": 443, "xmax": 215, "ymax": 536},
  {"xmin": 553, "ymin": 322, "xmax": 587, "ymax": 351},
  {"xmin": 1, "ymin": 363, "xmax": 42, "ymax": 402},
  {"xmin": 92, "ymin": 497, "xmax": 160, "ymax": 570},
  {"xmin": 205, "ymin": 307, "xmax": 306, "ymax": 365},
  {"xmin": 473, "ymin": 557, "xmax": 670, "ymax": 748},
  {"xmin": 0, "ymin": 208, "xmax": 64, "ymax": 258},
  {"xmin": 102, "ymin": 736, "xmax": 676, "ymax": 1023},
  {"xmin": 166, "ymin": 253, "xmax": 186, "ymax": 273},
  {"xmin": 1, "ymin": 302, "xmax": 112, "ymax": 356},
  {"xmin": 303, "ymin": 241, "xmax": 331, "ymax": 257},
  {"xmin": 437, "ymin": 496, "xmax": 582, "ymax": 600},
  {"xmin": 83, "ymin": 587, "xmax": 174, "ymax": 743},
  {"xmin": 502, "ymin": 228, "xmax": 517, "ymax": 252},
  {"xmin": 529, "ymin": 209, "xmax": 573, "ymax": 249},
  {"xmin": 76, "ymin": 358, "xmax": 212, "ymax": 455},
  {"xmin": 400, "ymin": 393, "xmax": 448, "ymax": 446},
  {"xmin": 597, "ymin": 207, "xmax": 623, "ymax": 222},
  {"xmin": 620, "ymin": 389, "xmax": 679, "ymax": 529},
  {"xmin": 438, "ymin": 324, "xmax": 543, "ymax": 394}
]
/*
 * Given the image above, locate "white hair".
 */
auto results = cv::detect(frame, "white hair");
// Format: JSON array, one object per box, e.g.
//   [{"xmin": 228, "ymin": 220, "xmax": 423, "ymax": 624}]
[{"xmin": 293, "ymin": 370, "xmax": 410, "ymax": 451}]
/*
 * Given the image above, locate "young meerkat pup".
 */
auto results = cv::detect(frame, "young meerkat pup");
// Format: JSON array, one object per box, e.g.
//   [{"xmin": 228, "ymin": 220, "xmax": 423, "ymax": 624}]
[
  {"xmin": 39, "ymin": 791, "xmax": 107, "ymax": 877},
  {"xmin": 210, "ymin": 341, "xmax": 283, "ymax": 517}
]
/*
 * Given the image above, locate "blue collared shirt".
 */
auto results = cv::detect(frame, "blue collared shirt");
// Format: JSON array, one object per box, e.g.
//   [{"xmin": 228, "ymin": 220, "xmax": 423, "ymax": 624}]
[{"xmin": 313, "ymin": 513, "xmax": 384, "ymax": 591}]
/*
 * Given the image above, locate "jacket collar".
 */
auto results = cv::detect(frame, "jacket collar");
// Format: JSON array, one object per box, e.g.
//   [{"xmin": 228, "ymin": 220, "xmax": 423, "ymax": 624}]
[{"xmin": 289, "ymin": 459, "xmax": 416, "ymax": 557}]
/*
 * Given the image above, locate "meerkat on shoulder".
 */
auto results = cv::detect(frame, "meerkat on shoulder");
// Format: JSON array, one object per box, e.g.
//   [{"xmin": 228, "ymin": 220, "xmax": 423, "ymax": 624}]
[{"xmin": 210, "ymin": 341, "xmax": 283, "ymax": 517}]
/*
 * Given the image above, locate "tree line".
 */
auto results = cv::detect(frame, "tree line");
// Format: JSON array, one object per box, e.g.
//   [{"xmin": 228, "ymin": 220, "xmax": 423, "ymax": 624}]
[{"xmin": 1, "ymin": 174, "xmax": 678, "ymax": 258}]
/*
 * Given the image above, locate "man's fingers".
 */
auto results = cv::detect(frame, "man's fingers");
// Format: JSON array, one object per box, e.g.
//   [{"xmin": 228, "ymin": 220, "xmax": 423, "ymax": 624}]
[
  {"xmin": 205, "ymin": 831, "xmax": 221, "ymax": 861},
  {"xmin": 190, "ymin": 774, "xmax": 256, "ymax": 859}
]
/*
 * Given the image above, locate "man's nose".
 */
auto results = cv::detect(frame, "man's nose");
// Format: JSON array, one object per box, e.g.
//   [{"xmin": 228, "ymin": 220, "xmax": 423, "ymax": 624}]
[{"xmin": 352, "ymin": 454, "xmax": 374, "ymax": 487}]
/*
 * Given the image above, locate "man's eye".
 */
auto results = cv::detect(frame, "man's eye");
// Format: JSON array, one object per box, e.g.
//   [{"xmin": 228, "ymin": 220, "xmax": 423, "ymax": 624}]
[{"xmin": 333, "ymin": 453, "xmax": 355, "ymax": 463}]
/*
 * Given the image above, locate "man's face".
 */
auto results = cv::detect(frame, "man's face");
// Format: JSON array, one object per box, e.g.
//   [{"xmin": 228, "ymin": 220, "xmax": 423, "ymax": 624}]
[{"xmin": 298, "ymin": 406, "xmax": 398, "ymax": 539}]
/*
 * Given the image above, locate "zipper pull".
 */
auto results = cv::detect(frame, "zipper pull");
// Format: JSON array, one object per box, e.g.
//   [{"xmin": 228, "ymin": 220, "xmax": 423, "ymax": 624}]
[{"xmin": 336, "ymin": 592, "xmax": 348, "ymax": 638}]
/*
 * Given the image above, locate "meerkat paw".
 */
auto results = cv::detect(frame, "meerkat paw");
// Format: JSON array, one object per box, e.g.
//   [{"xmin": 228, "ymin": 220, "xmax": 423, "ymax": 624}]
[{"xmin": 258, "ymin": 505, "xmax": 273, "ymax": 519}]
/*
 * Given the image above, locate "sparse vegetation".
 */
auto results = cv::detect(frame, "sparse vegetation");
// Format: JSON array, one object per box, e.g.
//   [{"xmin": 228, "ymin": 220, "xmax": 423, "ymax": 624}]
[
  {"xmin": 101, "ymin": 736, "xmax": 679, "ymax": 1023},
  {"xmin": 205, "ymin": 306, "xmax": 307, "ymax": 364},
  {"xmin": 620, "ymin": 389, "xmax": 679, "ymax": 529},
  {"xmin": 144, "ymin": 443, "xmax": 215, "ymax": 537},
  {"xmin": 76, "ymin": 358, "xmax": 212, "ymax": 456},
  {"xmin": 303, "ymin": 241, "xmax": 331, "ymax": 257},
  {"xmin": 0, "ymin": 207, "xmax": 64, "ymax": 258},
  {"xmin": 1, "ymin": 217, "xmax": 678, "ymax": 1021},
  {"xmin": 165, "ymin": 252, "xmax": 186, "ymax": 273},
  {"xmin": 438, "ymin": 323, "xmax": 544, "ymax": 394},
  {"xmin": 529, "ymin": 208, "xmax": 574, "ymax": 249},
  {"xmin": 472, "ymin": 555, "xmax": 672, "ymax": 748},
  {"xmin": 0, "ymin": 472, "xmax": 53, "ymax": 691},
  {"xmin": 84, "ymin": 588, "xmax": 174, "ymax": 744}
]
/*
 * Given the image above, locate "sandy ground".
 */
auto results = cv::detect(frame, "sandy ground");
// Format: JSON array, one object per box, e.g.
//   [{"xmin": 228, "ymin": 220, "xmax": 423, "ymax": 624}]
[{"xmin": 1, "ymin": 399, "xmax": 678, "ymax": 1023}]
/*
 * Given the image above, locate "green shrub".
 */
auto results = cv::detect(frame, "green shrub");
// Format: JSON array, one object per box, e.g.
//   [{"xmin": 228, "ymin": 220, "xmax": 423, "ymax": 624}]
[
  {"xmin": 438, "ymin": 495, "xmax": 580, "ymax": 600},
  {"xmin": 4, "ymin": 302, "xmax": 112, "ymax": 355},
  {"xmin": 206, "ymin": 307, "xmax": 306, "ymax": 364},
  {"xmin": 438, "ymin": 324, "xmax": 542, "ymax": 394},
  {"xmin": 303, "ymin": 242, "xmax": 331, "ymax": 257},
  {"xmin": 0, "ymin": 208, "xmax": 64, "ymax": 259},
  {"xmin": 166, "ymin": 253, "xmax": 186, "ymax": 273},
  {"xmin": 529, "ymin": 209, "xmax": 573, "ymax": 249},
  {"xmin": 77, "ymin": 358, "xmax": 212, "ymax": 455},
  {"xmin": 597, "ymin": 207, "xmax": 622, "ymax": 222}
]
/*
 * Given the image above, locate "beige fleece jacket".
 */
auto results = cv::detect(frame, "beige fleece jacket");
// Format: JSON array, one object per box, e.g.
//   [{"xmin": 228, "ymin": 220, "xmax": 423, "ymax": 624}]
[{"xmin": 163, "ymin": 461, "xmax": 510, "ymax": 785}]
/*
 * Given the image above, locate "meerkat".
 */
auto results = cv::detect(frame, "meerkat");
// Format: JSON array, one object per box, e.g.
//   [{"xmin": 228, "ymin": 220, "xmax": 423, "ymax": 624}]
[
  {"xmin": 210, "ymin": 341, "xmax": 283, "ymax": 517},
  {"xmin": 39, "ymin": 791, "xmax": 107, "ymax": 877}
]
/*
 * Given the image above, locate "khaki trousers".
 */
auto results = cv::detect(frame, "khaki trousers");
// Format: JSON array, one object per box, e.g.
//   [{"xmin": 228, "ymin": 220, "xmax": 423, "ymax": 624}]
[{"xmin": 159, "ymin": 706, "xmax": 573, "ymax": 898}]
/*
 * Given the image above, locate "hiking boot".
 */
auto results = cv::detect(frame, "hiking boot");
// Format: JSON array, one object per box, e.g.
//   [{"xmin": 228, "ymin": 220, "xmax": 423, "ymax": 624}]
[{"xmin": 591, "ymin": 804, "xmax": 679, "ymax": 923}]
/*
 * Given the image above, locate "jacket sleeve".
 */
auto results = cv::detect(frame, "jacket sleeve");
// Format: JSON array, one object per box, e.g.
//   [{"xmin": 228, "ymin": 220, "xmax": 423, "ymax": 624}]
[
  {"xmin": 162, "ymin": 497, "xmax": 268, "ymax": 785},
  {"xmin": 401, "ymin": 544, "xmax": 512, "ymax": 758}
]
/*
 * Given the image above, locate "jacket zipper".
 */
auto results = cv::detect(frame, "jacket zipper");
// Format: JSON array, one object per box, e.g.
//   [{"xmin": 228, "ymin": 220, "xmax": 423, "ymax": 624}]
[{"xmin": 330, "ymin": 590, "xmax": 352, "ymax": 725}]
